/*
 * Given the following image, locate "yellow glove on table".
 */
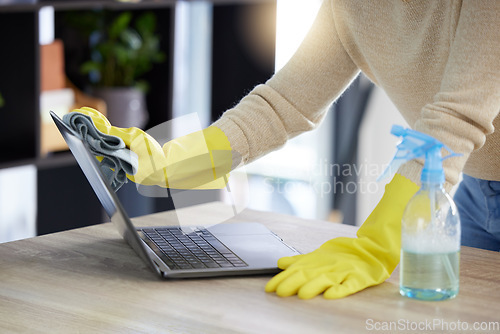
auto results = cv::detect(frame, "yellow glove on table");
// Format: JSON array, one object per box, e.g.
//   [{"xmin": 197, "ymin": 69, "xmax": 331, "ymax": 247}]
[
  {"xmin": 265, "ymin": 173, "xmax": 419, "ymax": 299},
  {"xmin": 72, "ymin": 107, "xmax": 233, "ymax": 189}
]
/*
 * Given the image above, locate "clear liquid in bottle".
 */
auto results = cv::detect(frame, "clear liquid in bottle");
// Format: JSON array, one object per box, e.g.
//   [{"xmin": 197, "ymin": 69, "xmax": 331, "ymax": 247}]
[
  {"xmin": 400, "ymin": 249, "xmax": 459, "ymax": 300},
  {"xmin": 399, "ymin": 186, "xmax": 460, "ymax": 301}
]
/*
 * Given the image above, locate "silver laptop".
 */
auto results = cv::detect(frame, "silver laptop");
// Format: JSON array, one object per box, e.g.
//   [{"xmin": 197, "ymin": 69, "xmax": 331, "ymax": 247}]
[{"xmin": 51, "ymin": 111, "xmax": 300, "ymax": 278}]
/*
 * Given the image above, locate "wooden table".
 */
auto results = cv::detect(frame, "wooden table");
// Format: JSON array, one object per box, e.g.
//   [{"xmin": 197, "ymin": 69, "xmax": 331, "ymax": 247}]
[{"xmin": 1, "ymin": 202, "xmax": 499, "ymax": 333}]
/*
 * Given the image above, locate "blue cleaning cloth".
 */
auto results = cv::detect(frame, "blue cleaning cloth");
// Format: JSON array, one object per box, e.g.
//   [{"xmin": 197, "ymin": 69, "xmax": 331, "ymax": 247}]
[{"xmin": 63, "ymin": 112, "xmax": 139, "ymax": 191}]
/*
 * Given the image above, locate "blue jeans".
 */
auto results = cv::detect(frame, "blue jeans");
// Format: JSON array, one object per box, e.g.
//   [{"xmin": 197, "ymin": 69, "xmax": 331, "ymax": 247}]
[{"xmin": 454, "ymin": 174, "xmax": 500, "ymax": 252}]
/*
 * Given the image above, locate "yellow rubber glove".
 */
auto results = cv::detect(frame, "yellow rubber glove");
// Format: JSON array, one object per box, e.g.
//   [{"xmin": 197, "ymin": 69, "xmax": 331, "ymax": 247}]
[
  {"xmin": 160, "ymin": 126, "xmax": 232, "ymax": 189},
  {"xmin": 265, "ymin": 173, "xmax": 419, "ymax": 299},
  {"xmin": 72, "ymin": 107, "xmax": 233, "ymax": 189}
]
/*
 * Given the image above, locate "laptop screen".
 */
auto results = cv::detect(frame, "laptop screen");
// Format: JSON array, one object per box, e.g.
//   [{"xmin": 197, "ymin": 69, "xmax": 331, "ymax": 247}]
[{"xmin": 50, "ymin": 111, "xmax": 160, "ymax": 275}]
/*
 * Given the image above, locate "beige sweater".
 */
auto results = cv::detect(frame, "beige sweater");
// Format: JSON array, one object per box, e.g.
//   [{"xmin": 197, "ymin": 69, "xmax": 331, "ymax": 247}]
[{"xmin": 213, "ymin": 0, "xmax": 500, "ymax": 189}]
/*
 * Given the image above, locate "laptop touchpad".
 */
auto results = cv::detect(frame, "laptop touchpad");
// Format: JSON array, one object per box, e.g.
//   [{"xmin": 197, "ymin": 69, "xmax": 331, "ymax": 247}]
[{"xmin": 216, "ymin": 234, "xmax": 299, "ymax": 267}]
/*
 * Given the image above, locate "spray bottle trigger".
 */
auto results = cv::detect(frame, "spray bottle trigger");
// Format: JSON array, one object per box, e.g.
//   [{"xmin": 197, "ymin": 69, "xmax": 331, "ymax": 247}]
[
  {"xmin": 377, "ymin": 158, "xmax": 405, "ymax": 182},
  {"xmin": 390, "ymin": 124, "xmax": 406, "ymax": 137},
  {"xmin": 441, "ymin": 147, "xmax": 462, "ymax": 161}
]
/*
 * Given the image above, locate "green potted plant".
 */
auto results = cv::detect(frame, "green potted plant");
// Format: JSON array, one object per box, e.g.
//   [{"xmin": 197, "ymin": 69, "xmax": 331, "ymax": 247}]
[
  {"xmin": 71, "ymin": 10, "xmax": 165, "ymax": 128},
  {"xmin": 0, "ymin": 92, "xmax": 4, "ymax": 108}
]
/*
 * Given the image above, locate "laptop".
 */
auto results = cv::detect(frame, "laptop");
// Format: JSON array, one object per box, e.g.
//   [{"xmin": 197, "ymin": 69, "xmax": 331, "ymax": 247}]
[{"xmin": 50, "ymin": 111, "xmax": 300, "ymax": 279}]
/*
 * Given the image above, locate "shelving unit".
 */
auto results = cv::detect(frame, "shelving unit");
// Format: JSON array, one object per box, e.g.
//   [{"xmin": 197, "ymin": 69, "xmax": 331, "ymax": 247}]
[
  {"xmin": 0, "ymin": 2, "xmax": 177, "ymax": 236},
  {"xmin": 0, "ymin": 0, "xmax": 276, "ymax": 239}
]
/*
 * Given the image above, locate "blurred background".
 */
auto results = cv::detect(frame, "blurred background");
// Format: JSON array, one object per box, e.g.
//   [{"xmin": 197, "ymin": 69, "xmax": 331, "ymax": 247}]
[{"xmin": 0, "ymin": 0, "xmax": 407, "ymax": 243}]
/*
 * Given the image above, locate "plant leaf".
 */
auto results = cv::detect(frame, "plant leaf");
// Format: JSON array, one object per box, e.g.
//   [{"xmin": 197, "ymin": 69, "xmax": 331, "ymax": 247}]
[
  {"xmin": 135, "ymin": 12, "xmax": 156, "ymax": 38},
  {"xmin": 80, "ymin": 61, "xmax": 101, "ymax": 74},
  {"xmin": 76, "ymin": 10, "xmax": 165, "ymax": 88},
  {"xmin": 120, "ymin": 28, "xmax": 142, "ymax": 51},
  {"xmin": 114, "ymin": 45, "xmax": 131, "ymax": 66},
  {"xmin": 109, "ymin": 12, "xmax": 132, "ymax": 40}
]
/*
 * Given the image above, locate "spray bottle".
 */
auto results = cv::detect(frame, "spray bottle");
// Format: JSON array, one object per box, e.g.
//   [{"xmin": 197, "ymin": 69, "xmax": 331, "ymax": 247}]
[{"xmin": 380, "ymin": 125, "xmax": 461, "ymax": 301}]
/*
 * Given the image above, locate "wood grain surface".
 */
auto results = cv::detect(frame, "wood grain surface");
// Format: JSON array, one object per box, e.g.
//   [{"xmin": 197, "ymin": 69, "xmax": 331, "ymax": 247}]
[{"xmin": 1, "ymin": 202, "xmax": 499, "ymax": 333}]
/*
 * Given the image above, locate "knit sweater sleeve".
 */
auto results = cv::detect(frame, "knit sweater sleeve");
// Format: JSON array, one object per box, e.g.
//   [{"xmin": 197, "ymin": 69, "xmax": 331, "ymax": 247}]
[
  {"xmin": 212, "ymin": 0, "xmax": 359, "ymax": 167},
  {"xmin": 398, "ymin": 0, "xmax": 500, "ymax": 189}
]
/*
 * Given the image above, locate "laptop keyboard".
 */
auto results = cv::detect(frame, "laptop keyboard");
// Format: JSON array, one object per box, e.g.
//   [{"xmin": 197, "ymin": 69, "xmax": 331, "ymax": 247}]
[{"xmin": 141, "ymin": 227, "xmax": 248, "ymax": 270}]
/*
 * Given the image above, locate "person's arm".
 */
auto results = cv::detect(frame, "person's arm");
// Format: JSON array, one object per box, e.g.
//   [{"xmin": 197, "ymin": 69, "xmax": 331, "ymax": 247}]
[
  {"xmin": 266, "ymin": 0, "xmax": 500, "ymax": 300},
  {"xmin": 72, "ymin": 1, "xmax": 359, "ymax": 190},
  {"xmin": 399, "ymin": 0, "xmax": 500, "ymax": 189},
  {"xmin": 213, "ymin": 0, "xmax": 359, "ymax": 166}
]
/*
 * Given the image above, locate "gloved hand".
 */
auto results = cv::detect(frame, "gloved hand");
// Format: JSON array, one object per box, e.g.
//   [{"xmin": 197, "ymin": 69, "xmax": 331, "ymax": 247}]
[
  {"xmin": 72, "ymin": 107, "xmax": 233, "ymax": 189},
  {"xmin": 265, "ymin": 173, "xmax": 419, "ymax": 299},
  {"xmin": 160, "ymin": 125, "xmax": 233, "ymax": 189}
]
